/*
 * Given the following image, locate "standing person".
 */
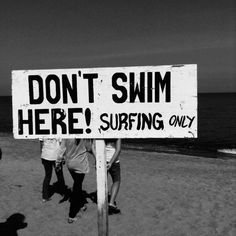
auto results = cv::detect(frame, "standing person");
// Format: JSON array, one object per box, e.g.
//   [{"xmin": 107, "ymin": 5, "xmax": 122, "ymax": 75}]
[
  {"xmin": 57, "ymin": 139, "xmax": 94, "ymax": 223},
  {"xmin": 40, "ymin": 138, "xmax": 66, "ymax": 202},
  {"xmin": 104, "ymin": 139, "xmax": 122, "ymax": 215}
]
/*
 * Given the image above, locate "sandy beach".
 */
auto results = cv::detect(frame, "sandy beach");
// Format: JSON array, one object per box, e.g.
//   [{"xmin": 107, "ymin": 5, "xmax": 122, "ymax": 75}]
[{"xmin": 0, "ymin": 133, "xmax": 235, "ymax": 236}]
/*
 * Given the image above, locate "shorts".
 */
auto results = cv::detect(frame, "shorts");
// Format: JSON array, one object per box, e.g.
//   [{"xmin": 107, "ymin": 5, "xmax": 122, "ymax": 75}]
[{"xmin": 108, "ymin": 162, "xmax": 121, "ymax": 182}]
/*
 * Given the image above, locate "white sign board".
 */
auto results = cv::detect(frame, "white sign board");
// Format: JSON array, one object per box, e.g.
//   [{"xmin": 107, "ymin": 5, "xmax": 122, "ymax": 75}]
[{"xmin": 12, "ymin": 64, "xmax": 197, "ymax": 139}]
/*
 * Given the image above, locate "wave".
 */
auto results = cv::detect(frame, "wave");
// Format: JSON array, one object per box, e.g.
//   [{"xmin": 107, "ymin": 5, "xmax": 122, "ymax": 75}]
[{"xmin": 217, "ymin": 149, "xmax": 236, "ymax": 155}]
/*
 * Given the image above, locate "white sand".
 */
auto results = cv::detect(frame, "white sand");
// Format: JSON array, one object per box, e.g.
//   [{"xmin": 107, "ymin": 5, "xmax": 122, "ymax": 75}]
[{"xmin": 0, "ymin": 134, "xmax": 236, "ymax": 236}]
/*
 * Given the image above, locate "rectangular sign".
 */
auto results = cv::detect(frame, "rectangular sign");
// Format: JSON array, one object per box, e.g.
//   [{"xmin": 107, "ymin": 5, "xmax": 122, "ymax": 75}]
[{"xmin": 12, "ymin": 64, "xmax": 197, "ymax": 139}]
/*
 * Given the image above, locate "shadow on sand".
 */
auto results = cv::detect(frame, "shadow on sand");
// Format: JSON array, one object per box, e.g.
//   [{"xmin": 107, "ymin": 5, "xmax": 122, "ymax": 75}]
[
  {"xmin": 49, "ymin": 182, "xmax": 93, "ymax": 205},
  {"xmin": 0, "ymin": 213, "xmax": 27, "ymax": 236}
]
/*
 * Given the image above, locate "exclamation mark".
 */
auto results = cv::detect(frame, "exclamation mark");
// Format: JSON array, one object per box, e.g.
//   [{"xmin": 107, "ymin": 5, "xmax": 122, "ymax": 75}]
[{"xmin": 85, "ymin": 108, "xmax": 91, "ymax": 134}]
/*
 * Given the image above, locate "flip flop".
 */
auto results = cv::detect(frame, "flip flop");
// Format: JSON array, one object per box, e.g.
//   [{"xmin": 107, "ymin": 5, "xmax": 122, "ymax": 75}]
[
  {"xmin": 108, "ymin": 205, "xmax": 121, "ymax": 215},
  {"xmin": 42, "ymin": 198, "xmax": 52, "ymax": 203},
  {"xmin": 68, "ymin": 217, "xmax": 78, "ymax": 224}
]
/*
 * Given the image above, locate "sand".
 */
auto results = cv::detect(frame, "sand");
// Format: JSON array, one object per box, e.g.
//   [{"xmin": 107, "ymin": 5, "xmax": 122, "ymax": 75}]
[{"xmin": 0, "ymin": 133, "xmax": 236, "ymax": 236}]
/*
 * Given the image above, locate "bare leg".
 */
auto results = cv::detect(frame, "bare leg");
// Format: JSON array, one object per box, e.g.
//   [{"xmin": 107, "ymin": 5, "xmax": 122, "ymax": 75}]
[
  {"xmin": 108, "ymin": 162, "xmax": 121, "ymax": 214},
  {"xmin": 109, "ymin": 180, "xmax": 120, "ymax": 206}
]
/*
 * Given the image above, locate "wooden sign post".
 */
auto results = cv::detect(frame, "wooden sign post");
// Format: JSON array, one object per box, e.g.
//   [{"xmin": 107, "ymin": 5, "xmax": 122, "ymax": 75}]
[
  {"xmin": 12, "ymin": 64, "xmax": 197, "ymax": 236},
  {"xmin": 95, "ymin": 140, "xmax": 108, "ymax": 236}
]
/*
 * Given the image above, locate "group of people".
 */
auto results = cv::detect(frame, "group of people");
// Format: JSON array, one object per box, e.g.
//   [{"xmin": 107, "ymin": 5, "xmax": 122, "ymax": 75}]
[{"xmin": 40, "ymin": 138, "xmax": 121, "ymax": 223}]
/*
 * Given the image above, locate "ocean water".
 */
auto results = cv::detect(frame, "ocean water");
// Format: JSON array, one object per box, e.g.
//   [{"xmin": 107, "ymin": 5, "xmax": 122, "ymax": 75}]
[
  {"xmin": 126, "ymin": 93, "xmax": 236, "ymax": 157},
  {"xmin": 0, "ymin": 94, "xmax": 236, "ymax": 157}
]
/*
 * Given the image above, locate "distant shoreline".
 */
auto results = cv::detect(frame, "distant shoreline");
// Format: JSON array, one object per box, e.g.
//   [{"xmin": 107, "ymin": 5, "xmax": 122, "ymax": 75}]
[
  {"xmin": 122, "ymin": 143, "xmax": 236, "ymax": 160},
  {"xmin": 1, "ymin": 132, "xmax": 235, "ymax": 160}
]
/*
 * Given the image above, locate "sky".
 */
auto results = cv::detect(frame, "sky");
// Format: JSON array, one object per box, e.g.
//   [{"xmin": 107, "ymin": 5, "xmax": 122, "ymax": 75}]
[{"xmin": 0, "ymin": 0, "xmax": 235, "ymax": 95}]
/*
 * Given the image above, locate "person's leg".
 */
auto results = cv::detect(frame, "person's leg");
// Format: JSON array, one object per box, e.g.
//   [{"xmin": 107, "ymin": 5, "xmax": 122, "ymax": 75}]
[
  {"xmin": 108, "ymin": 162, "xmax": 121, "ymax": 214},
  {"xmin": 68, "ymin": 171, "xmax": 85, "ymax": 219},
  {"xmin": 53, "ymin": 162, "xmax": 66, "ymax": 194},
  {"xmin": 41, "ymin": 159, "xmax": 54, "ymax": 200}
]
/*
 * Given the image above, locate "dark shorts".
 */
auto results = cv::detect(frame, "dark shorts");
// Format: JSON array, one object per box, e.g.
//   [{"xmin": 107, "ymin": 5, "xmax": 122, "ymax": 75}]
[{"xmin": 108, "ymin": 162, "xmax": 121, "ymax": 182}]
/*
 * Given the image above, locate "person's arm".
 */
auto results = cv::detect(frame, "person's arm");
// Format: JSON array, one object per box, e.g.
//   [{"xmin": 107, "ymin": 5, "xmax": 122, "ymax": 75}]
[
  {"xmin": 91, "ymin": 139, "xmax": 96, "ymax": 157},
  {"xmin": 56, "ymin": 139, "xmax": 66, "ymax": 163},
  {"xmin": 107, "ymin": 139, "xmax": 121, "ymax": 170},
  {"xmin": 40, "ymin": 140, "xmax": 43, "ymax": 153},
  {"xmin": 89, "ymin": 139, "xmax": 97, "ymax": 168}
]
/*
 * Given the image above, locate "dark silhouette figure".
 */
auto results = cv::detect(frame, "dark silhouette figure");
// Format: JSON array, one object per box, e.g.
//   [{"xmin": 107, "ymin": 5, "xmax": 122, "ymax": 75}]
[
  {"xmin": 0, "ymin": 147, "xmax": 2, "ymax": 160},
  {"xmin": 0, "ymin": 213, "xmax": 27, "ymax": 236}
]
